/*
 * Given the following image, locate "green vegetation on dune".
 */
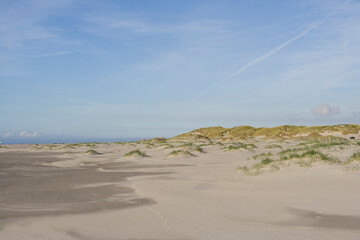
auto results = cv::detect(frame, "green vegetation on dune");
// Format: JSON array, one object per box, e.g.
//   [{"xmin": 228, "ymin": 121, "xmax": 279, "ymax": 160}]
[
  {"xmin": 62, "ymin": 143, "xmax": 98, "ymax": 149},
  {"xmin": 164, "ymin": 144, "xmax": 176, "ymax": 149},
  {"xmin": 194, "ymin": 146, "xmax": 205, "ymax": 153},
  {"xmin": 165, "ymin": 141, "xmax": 208, "ymax": 153},
  {"xmin": 240, "ymin": 144, "xmax": 342, "ymax": 175},
  {"xmin": 297, "ymin": 136, "xmax": 349, "ymax": 148},
  {"xmin": 265, "ymin": 144, "xmax": 282, "ymax": 149},
  {"xmin": 252, "ymin": 152, "xmax": 273, "ymax": 160},
  {"xmin": 85, "ymin": 149, "xmax": 101, "ymax": 155},
  {"xmin": 223, "ymin": 142, "xmax": 257, "ymax": 151},
  {"xmin": 346, "ymin": 153, "xmax": 360, "ymax": 164},
  {"xmin": 180, "ymin": 142, "xmax": 194, "ymax": 148},
  {"xmin": 168, "ymin": 150, "xmax": 195, "ymax": 157},
  {"xmin": 124, "ymin": 149, "xmax": 149, "ymax": 158},
  {"xmin": 278, "ymin": 147, "xmax": 338, "ymax": 163},
  {"xmin": 170, "ymin": 124, "xmax": 360, "ymax": 141}
]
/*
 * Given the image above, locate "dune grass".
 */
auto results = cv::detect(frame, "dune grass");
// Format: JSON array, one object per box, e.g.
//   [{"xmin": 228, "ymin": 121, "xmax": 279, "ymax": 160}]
[
  {"xmin": 252, "ymin": 152, "xmax": 273, "ymax": 160},
  {"xmin": 346, "ymin": 152, "xmax": 360, "ymax": 164},
  {"xmin": 279, "ymin": 148, "xmax": 338, "ymax": 163},
  {"xmin": 237, "ymin": 166, "xmax": 250, "ymax": 174},
  {"xmin": 194, "ymin": 147, "xmax": 205, "ymax": 153},
  {"xmin": 171, "ymin": 124, "xmax": 360, "ymax": 141},
  {"xmin": 223, "ymin": 142, "xmax": 257, "ymax": 151},
  {"xmin": 180, "ymin": 142, "xmax": 194, "ymax": 148},
  {"xmin": 197, "ymin": 142, "xmax": 215, "ymax": 147},
  {"xmin": 297, "ymin": 137, "xmax": 350, "ymax": 149},
  {"xmin": 239, "ymin": 146, "xmax": 340, "ymax": 175},
  {"xmin": 254, "ymin": 158, "xmax": 274, "ymax": 169},
  {"xmin": 152, "ymin": 137, "xmax": 167, "ymax": 144},
  {"xmin": 85, "ymin": 149, "xmax": 101, "ymax": 155},
  {"xmin": 31, "ymin": 144, "xmax": 44, "ymax": 150},
  {"xmin": 164, "ymin": 144, "xmax": 176, "ymax": 149},
  {"xmin": 168, "ymin": 150, "xmax": 195, "ymax": 157},
  {"xmin": 113, "ymin": 141, "xmax": 127, "ymax": 145},
  {"xmin": 124, "ymin": 149, "xmax": 149, "ymax": 157},
  {"xmin": 265, "ymin": 144, "xmax": 283, "ymax": 149},
  {"xmin": 62, "ymin": 143, "xmax": 98, "ymax": 149}
]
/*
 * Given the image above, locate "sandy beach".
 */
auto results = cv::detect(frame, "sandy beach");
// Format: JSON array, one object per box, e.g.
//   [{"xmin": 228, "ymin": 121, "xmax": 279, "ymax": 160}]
[
  {"xmin": 2, "ymin": 0, "xmax": 360, "ymax": 238},
  {"xmin": 1, "ymin": 137, "xmax": 360, "ymax": 240}
]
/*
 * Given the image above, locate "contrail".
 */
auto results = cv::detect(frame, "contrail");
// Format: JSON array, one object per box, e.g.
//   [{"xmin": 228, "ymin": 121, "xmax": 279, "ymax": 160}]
[
  {"xmin": 189, "ymin": 21, "xmax": 324, "ymax": 103},
  {"xmin": 226, "ymin": 21, "xmax": 323, "ymax": 79},
  {"xmin": 189, "ymin": 0, "xmax": 351, "ymax": 103}
]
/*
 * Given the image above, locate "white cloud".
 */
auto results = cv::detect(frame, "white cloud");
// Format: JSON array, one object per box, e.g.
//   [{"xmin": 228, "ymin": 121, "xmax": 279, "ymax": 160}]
[
  {"xmin": 1, "ymin": 131, "xmax": 40, "ymax": 138},
  {"xmin": 312, "ymin": 104, "xmax": 340, "ymax": 116},
  {"xmin": 19, "ymin": 131, "xmax": 40, "ymax": 137}
]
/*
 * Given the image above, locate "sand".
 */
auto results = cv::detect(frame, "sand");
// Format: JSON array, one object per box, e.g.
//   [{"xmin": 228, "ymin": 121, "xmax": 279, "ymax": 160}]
[{"xmin": 0, "ymin": 138, "xmax": 359, "ymax": 239}]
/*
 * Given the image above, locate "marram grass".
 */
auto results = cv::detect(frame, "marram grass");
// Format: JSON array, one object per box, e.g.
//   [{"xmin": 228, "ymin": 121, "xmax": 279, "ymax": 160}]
[
  {"xmin": 171, "ymin": 124, "xmax": 360, "ymax": 141},
  {"xmin": 168, "ymin": 150, "xmax": 195, "ymax": 157},
  {"xmin": 124, "ymin": 149, "xmax": 149, "ymax": 157},
  {"xmin": 85, "ymin": 149, "xmax": 101, "ymax": 155}
]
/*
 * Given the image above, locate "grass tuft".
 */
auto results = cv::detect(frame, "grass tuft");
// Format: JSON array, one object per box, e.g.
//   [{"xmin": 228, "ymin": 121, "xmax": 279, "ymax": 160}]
[
  {"xmin": 194, "ymin": 147, "xmax": 205, "ymax": 153},
  {"xmin": 346, "ymin": 152, "xmax": 360, "ymax": 164},
  {"xmin": 168, "ymin": 150, "xmax": 195, "ymax": 157},
  {"xmin": 237, "ymin": 166, "xmax": 250, "ymax": 174},
  {"xmin": 124, "ymin": 149, "xmax": 149, "ymax": 157},
  {"xmin": 85, "ymin": 149, "xmax": 101, "ymax": 155},
  {"xmin": 253, "ymin": 152, "xmax": 273, "ymax": 160},
  {"xmin": 224, "ymin": 142, "xmax": 257, "ymax": 151},
  {"xmin": 265, "ymin": 144, "xmax": 282, "ymax": 149},
  {"xmin": 253, "ymin": 158, "xmax": 274, "ymax": 170}
]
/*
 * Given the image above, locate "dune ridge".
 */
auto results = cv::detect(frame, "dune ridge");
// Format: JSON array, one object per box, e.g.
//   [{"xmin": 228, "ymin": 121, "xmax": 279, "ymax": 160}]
[{"xmin": 170, "ymin": 124, "xmax": 360, "ymax": 141}]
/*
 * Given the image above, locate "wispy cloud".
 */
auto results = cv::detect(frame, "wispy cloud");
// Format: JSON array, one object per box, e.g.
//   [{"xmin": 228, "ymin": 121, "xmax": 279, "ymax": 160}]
[{"xmin": 0, "ymin": 1, "xmax": 72, "ymax": 48}]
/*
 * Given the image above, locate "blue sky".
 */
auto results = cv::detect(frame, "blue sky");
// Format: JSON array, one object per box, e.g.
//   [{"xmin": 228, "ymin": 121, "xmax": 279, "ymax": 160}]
[{"xmin": 1, "ymin": 0, "xmax": 359, "ymax": 143}]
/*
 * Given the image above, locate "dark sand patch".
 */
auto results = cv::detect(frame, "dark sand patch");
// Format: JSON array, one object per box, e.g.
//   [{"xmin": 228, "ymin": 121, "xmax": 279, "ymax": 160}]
[
  {"xmin": 277, "ymin": 208, "xmax": 360, "ymax": 230},
  {"xmin": 0, "ymin": 151, "xmax": 180, "ymax": 224}
]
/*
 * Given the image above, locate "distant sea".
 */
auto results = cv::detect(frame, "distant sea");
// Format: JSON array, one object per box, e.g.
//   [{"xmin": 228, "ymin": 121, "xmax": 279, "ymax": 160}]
[{"xmin": 0, "ymin": 137, "xmax": 145, "ymax": 145}]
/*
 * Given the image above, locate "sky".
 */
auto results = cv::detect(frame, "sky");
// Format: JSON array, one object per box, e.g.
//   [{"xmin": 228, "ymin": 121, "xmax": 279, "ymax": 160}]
[{"xmin": 0, "ymin": 0, "xmax": 359, "ymax": 143}]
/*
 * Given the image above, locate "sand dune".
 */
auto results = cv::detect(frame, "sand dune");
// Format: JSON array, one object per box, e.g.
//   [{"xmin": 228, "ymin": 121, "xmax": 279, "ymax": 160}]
[{"xmin": 0, "ymin": 136, "xmax": 359, "ymax": 239}]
